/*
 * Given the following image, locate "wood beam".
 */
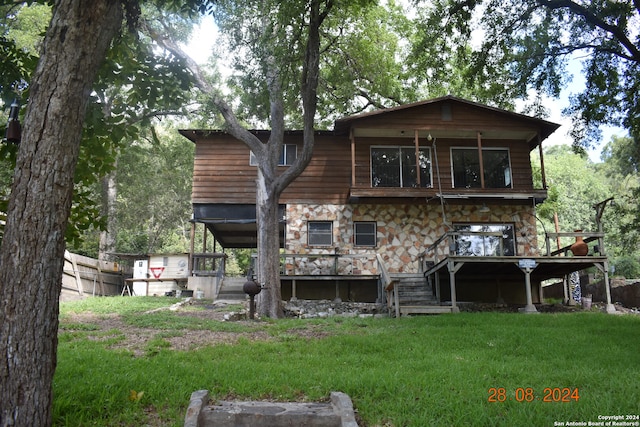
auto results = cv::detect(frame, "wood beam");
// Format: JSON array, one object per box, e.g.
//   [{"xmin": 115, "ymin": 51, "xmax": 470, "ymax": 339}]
[
  {"xmin": 477, "ymin": 131, "xmax": 485, "ymax": 189},
  {"xmin": 350, "ymin": 129, "xmax": 356, "ymax": 187},
  {"xmin": 538, "ymin": 133, "xmax": 547, "ymax": 189},
  {"xmin": 414, "ymin": 130, "xmax": 421, "ymax": 187}
]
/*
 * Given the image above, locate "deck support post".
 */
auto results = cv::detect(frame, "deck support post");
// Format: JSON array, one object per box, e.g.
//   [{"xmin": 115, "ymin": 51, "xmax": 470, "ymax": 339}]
[
  {"xmin": 519, "ymin": 266, "xmax": 539, "ymax": 314},
  {"xmin": 562, "ymin": 276, "xmax": 569, "ymax": 304},
  {"xmin": 594, "ymin": 261, "xmax": 617, "ymax": 314},
  {"xmin": 291, "ymin": 279, "xmax": 297, "ymax": 300},
  {"xmin": 447, "ymin": 260, "xmax": 461, "ymax": 313}
]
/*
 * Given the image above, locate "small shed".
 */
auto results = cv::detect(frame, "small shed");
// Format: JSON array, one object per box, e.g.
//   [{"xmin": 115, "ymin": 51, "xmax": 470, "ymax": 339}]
[{"xmin": 129, "ymin": 253, "xmax": 190, "ymax": 296}]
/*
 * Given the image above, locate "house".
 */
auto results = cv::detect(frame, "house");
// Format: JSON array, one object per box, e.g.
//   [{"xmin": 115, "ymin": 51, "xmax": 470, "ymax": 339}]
[{"xmin": 180, "ymin": 95, "xmax": 616, "ymax": 314}]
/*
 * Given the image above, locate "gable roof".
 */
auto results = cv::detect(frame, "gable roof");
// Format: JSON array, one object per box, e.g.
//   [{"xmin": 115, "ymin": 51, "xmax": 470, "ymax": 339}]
[
  {"xmin": 333, "ymin": 95, "xmax": 561, "ymax": 143},
  {"xmin": 180, "ymin": 95, "xmax": 561, "ymax": 147}
]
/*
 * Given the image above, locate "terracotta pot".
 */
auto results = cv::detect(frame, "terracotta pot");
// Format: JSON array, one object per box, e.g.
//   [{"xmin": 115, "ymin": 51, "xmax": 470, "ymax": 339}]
[{"xmin": 570, "ymin": 232, "xmax": 588, "ymax": 256}]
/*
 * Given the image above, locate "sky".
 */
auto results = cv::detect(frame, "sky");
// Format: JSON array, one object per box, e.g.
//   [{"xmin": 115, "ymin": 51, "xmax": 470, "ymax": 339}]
[{"xmin": 183, "ymin": 15, "xmax": 626, "ymax": 163}]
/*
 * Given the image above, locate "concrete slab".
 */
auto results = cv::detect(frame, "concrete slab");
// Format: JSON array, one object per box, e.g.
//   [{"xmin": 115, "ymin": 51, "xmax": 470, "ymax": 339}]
[{"xmin": 184, "ymin": 390, "xmax": 358, "ymax": 427}]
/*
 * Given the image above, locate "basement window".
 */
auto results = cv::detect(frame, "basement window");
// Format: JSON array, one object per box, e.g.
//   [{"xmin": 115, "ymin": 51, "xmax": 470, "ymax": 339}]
[
  {"xmin": 354, "ymin": 222, "xmax": 377, "ymax": 247},
  {"xmin": 451, "ymin": 148, "xmax": 512, "ymax": 189},
  {"xmin": 308, "ymin": 221, "xmax": 333, "ymax": 246},
  {"xmin": 250, "ymin": 144, "xmax": 297, "ymax": 166},
  {"xmin": 452, "ymin": 224, "xmax": 516, "ymax": 256}
]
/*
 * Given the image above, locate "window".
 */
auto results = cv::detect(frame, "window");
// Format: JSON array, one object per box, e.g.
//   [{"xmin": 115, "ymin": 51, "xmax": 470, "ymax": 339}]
[
  {"xmin": 250, "ymin": 144, "xmax": 297, "ymax": 166},
  {"xmin": 371, "ymin": 146, "xmax": 432, "ymax": 188},
  {"xmin": 453, "ymin": 224, "xmax": 515, "ymax": 256},
  {"xmin": 308, "ymin": 221, "xmax": 332, "ymax": 246},
  {"xmin": 354, "ymin": 222, "xmax": 376, "ymax": 247},
  {"xmin": 451, "ymin": 148, "xmax": 512, "ymax": 188}
]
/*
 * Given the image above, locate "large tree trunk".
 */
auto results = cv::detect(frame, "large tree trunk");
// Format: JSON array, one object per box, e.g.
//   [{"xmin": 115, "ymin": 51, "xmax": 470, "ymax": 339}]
[
  {"xmin": 0, "ymin": 1, "xmax": 123, "ymax": 425},
  {"xmin": 255, "ymin": 171, "xmax": 283, "ymax": 318},
  {"xmin": 146, "ymin": 0, "xmax": 329, "ymax": 317}
]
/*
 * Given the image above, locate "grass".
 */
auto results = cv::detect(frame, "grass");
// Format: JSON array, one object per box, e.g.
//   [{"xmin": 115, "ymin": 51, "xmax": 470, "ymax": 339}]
[{"xmin": 54, "ymin": 297, "xmax": 640, "ymax": 426}]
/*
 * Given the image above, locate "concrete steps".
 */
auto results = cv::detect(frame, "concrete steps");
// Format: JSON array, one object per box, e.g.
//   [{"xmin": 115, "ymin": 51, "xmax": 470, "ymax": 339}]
[{"xmin": 216, "ymin": 277, "xmax": 247, "ymax": 301}]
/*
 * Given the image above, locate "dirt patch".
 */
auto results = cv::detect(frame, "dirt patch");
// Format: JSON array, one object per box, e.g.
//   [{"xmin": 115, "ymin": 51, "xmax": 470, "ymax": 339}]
[{"xmin": 59, "ymin": 301, "xmax": 276, "ymax": 356}]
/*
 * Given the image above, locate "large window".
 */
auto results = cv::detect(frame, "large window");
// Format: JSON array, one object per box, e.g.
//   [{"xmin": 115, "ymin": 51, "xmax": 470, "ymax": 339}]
[
  {"xmin": 308, "ymin": 221, "xmax": 332, "ymax": 246},
  {"xmin": 453, "ymin": 224, "xmax": 515, "ymax": 256},
  {"xmin": 371, "ymin": 146, "xmax": 432, "ymax": 188},
  {"xmin": 451, "ymin": 148, "xmax": 512, "ymax": 188},
  {"xmin": 250, "ymin": 144, "xmax": 297, "ymax": 166},
  {"xmin": 354, "ymin": 222, "xmax": 376, "ymax": 247}
]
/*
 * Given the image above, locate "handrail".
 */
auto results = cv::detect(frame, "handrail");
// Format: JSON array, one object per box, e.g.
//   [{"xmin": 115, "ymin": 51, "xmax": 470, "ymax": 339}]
[{"xmin": 376, "ymin": 253, "xmax": 393, "ymax": 290}]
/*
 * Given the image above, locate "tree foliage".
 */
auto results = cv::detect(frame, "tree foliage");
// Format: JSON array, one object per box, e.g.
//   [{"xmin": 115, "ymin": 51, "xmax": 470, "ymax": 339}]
[
  {"xmin": 599, "ymin": 135, "xmax": 640, "ymax": 257},
  {"xmin": 428, "ymin": 0, "xmax": 640, "ymax": 148}
]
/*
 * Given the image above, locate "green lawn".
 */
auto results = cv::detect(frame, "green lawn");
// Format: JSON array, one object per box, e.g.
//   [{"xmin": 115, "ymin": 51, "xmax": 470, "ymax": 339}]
[{"xmin": 55, "ymin": 297, "xmax": 640, "ymax": 426}]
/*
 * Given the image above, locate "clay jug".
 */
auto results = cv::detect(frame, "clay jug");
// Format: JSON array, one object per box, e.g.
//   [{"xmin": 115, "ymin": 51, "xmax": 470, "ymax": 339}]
[{"xmin": 570, "ymin": 232, "xmax": 588, "ymax": 256}]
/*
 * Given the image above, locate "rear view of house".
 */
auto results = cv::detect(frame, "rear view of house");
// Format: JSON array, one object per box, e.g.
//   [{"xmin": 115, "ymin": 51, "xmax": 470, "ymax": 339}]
[{"xmin": 180, "ymin": 95, "xmax": 615, "ymax": 314}]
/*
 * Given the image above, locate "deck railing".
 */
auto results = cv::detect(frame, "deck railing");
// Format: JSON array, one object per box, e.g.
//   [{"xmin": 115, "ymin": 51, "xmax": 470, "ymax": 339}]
[
  {"xmin": 420, "ymin": 230, "xmax": 607, "ymax": 272},
  {"xmin": 191, "ymin": 252, "xmax": 227, "ymax": 277},
  {"xmin": 420, "ymin": 230, "xmax": 507, "ymax": 268},
  {"xmin": 544, "ymin": 232, "xmax": 605, "ymax": 257},
  {"xmin": 279, "ymin": 253, "xmax": 378, "ymax": 276},
  {"xmin": 248, "ymin": 252, "xmax": 381, "ymax": 278}
]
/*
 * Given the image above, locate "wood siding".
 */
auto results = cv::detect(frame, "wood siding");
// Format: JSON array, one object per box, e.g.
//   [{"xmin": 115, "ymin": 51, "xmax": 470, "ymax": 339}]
[
  {"xmin": 192, "ymin": 134, "xmax": 352, "ymax": 204},
  {"xmin": 190, "ymin": 98, "xmax": 552, "ymax": 205}
]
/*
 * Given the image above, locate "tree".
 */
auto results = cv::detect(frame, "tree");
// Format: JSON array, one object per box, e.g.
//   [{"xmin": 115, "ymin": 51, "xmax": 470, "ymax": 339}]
[
  {"xmin": 428, "ymin": 0, "xmax": 640, "ymax": 148},
  {"xmin": 599, "ymin": 135, "xmax": 640, "ymax": 257},
  {"xmin": 533, "ymin": 145, "xmax": 611, "ymax": 250},
  {"xmin": 150, "ymin": 0, "xmax": 349, "ymax": 317},
  {"xmin": 0, "ymin": 2, "xmax": 125, "ymax": 424},
  {"xmin": 0, "ymin": 1, "xmax": 216, "ymax": 423}
]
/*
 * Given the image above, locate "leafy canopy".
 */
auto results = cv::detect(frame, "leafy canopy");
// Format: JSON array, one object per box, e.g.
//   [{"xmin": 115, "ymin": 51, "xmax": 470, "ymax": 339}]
[{"xmin": 425, "ymin": 0, "xmax": 640, "ymax": 148}]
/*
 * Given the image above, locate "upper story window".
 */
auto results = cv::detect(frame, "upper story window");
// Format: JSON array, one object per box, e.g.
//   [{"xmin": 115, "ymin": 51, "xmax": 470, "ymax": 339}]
[
  {"xmin": 250, "ymin": 144, "xmax": 297, "ymax": 166},
  {"xmin": 371, "ymin": 146, "xmax": 432, "ymax": 188},
  {"xmin": 453, "ymin": 224, "xmax": 515, "ymax": 256},
  {"xmin": 308, "ymin": 221, "xmax": 333, "ymax": 246},
  {"xmin": 451, "ymin": 148, "xmax": 512, "ymax": 189}
]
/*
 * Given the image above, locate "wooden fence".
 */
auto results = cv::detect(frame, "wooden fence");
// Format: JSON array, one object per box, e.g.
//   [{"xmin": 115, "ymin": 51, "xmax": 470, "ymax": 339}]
[{"xmin": 61, "ymin": 250, "xmax": 128, "ymax": 299}]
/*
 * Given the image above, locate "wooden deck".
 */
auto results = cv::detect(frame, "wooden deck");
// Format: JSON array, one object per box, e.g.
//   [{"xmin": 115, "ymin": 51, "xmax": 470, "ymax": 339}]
[{"xmin": 419, "ymin": 231, "xmax": 616, "ymax": 314}]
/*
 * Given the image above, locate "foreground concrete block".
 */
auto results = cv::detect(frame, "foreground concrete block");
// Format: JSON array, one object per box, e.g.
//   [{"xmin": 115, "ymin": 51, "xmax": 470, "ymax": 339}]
[{"xmin": 185, "ymin": 390, "xmax": 358, "ymax": 427}]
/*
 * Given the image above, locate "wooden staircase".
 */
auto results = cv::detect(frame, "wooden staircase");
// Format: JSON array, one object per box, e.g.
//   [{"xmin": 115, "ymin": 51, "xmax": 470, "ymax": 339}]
[{"xmin": 386, "ymin": 273, "xmax": 453, "ymax": 316}]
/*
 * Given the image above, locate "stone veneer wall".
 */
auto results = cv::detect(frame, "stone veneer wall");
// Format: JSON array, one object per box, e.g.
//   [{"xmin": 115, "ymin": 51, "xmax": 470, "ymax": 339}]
[{"xmin": 285, "ymin": 203, "xmax": 539, "ymax": 274}]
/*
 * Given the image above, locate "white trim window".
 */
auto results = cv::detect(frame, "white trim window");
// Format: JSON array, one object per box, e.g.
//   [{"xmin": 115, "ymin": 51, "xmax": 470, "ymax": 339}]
[
  {"xmin": 354, "ymin": 222, "xmax": 376, "ymax": 247},
  {"xmin": 451, "ymin": 147, "xmax": 512, "ymax": 189},
  {"xmin": 250, "ymin": 144, "xmax": 297, "ymax": 166},
  {"xmin": 308, "ymin": 221, "xmax": 333, "ymax": 246},
  {"xmin": 371, "ymin": 146, "xmax": 432, "ymax": 188}
]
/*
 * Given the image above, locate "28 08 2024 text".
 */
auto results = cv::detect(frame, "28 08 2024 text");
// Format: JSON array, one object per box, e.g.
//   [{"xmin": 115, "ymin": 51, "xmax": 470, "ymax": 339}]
[{"xmin": 488, "ymin": 387, "xmax": 580, "ymax": 402}]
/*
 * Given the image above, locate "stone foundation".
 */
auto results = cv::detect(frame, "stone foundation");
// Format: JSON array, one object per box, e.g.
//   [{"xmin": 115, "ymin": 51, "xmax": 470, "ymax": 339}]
[{"xmin": 285, "ymin": 203, "xmax": 538, "ymax": 274}]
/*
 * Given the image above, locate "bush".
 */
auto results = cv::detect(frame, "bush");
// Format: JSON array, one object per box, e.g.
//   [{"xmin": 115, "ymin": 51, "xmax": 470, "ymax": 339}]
[{"xmin": 612, "ymin": 254, "xmax": 640, "ymax": 279}]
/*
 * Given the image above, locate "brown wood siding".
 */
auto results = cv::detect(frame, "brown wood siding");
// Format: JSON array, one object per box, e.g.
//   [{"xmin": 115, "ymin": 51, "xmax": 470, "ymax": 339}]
[
  {"xmin": 190, "ymin": 99, "xmax": 547, "ymax": 205},
  {"xmin": 192, "ymin": 134, "xmax": 352, "ymax": 204},
  {"xmin": 350, "ymin": 102, "xmax": 545, "ymax": 136}
]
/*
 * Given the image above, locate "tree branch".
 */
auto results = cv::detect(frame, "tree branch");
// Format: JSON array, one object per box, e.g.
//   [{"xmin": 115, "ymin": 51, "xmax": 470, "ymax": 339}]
[
  {"xmin": 275, "ymin": 0, "xmax": 331, "ymax": 194},
  {"xmin": 537, "ymin": 0, "xmax": 640, "ymax": 62},
  {"xmin": 140, "ymin": 19, "xmax": 266, "ymax": 160}
]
